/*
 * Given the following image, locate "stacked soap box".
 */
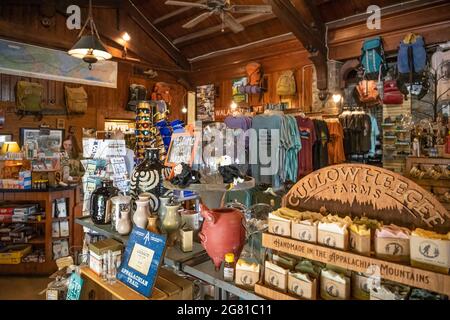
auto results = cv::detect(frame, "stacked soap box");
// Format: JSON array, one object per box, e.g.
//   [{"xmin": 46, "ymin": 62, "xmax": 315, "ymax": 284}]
[
  {"xmin": 0, "ymin": 171, "xmax": 32, "ymax": 189},
  {"xmin": 0, "ymin": 203, "xmax": 39, "ymax": 224}
]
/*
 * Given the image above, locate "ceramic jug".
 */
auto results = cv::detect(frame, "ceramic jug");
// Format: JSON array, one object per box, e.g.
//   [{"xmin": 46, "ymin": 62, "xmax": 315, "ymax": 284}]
[
  {"xmin": 90, "ymin": 179, "xmax": 119, "ymax": 225},
  {"xmin": 110, "ymin": 195, "xmax": 131, "ymax": 231},
  {"xmin": 161, "ymin": 199, "xmax": 181, "ymax": 246},
  {"xmin": 130, "ymin": 148, "xmax": 167, "ymax": 212},
  {"xmin": 117, "ymin": 210, "xmax": 132, "ymax": 236},
  {"xmin": 161, "ymin": 199, "xmax": 181, "ymax": 234},
  {"xmin": 198, "ymin": 203, "xmax": 246, "ymax": 270},
  {"xmin": 158, "ymin": 196, "xmax": 171, "ymax": 227},
  {"xmin": 133, "ymin": 199, "xmax": 150, "ymax": 229}
]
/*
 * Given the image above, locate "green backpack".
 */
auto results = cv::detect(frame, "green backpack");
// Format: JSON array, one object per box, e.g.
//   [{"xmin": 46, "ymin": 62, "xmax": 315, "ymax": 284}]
[{"xmin": 16, "ymin": 81, "xmax": 44, "ymax": 113}]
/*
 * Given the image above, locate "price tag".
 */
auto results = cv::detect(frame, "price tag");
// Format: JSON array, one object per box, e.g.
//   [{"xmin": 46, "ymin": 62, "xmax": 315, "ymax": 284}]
[{"xmin": 66, "ymin": 272, "xmax": 84, "ymax": 300}]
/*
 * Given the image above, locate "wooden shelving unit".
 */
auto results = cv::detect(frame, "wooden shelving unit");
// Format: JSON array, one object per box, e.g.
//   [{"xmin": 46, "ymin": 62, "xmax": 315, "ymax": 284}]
[
  {"xmin": 0, "ymin": 187, "xmax": 80, "ymax": 275},
  {"xmin": 262, "ymin": 233, "xmax": 450, "ymax": 296}
]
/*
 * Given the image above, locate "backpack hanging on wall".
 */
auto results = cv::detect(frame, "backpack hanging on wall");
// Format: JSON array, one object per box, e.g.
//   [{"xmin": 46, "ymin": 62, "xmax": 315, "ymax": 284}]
[
  {"xmin": 383, "ymin": 80, "xmax": 403, "ymax": 105},
  {"xmin": 151, "ymin": 82, "xmax": 172, "ymax": 104},
  {"xmin": 65, "ymin": 86, "xmax": 88, "ymax": 114},
  {"xmin": 126, "ymin": 84, "xmax": 147, "ymax": 112},
  {"xmin": 396, "ymin": 33, "xmax": 429, "ymax": 99},
  {"xmin": 355, "ymin": 80, "xmax": 379, "ymax": 104},
  {"xmin": 16, "ymin": 80, "xmax": 44, "ymax": 119},
  {"xmin": 246, "ymin": 62, "xmax": 263, "ymax": 86},
  {"xmin": 361, "ymin": 36, "xmax": 386, "ymax": 80},
  {"xmin": 276, "ymin": 70, "xmax": 296, "ymax": 96}
]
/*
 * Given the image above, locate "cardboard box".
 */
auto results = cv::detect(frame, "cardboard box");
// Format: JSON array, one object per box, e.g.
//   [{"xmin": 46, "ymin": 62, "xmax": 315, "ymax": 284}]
[
  {"xmin": 351, "ymin": 273, "xmax": 371, "ymax": 300},
  {"xmin": 291, "ymin": 221, "xmax": 318, "ymax": 243},
  {"xmin": 320, "ymin": 271, "xmax": 351, "ymax": 300},
  {"xmin": 268, "ymin": 213, "xmax": 291, "ymax": 237},
  {"xmin": 410, "ymin": 235, "xmax": 450, "ymax": 273},
  {"xmin": 288, "ymin": 272, "xmax": 317, "ymax": 300},
  {"xmin": 264, "ymin": 261, "xmax": 288, "ymax": 292},
  {"xmin": 235, "ymin": 268, "xmax": 260, "ymax": 289},
  {"xmin": 349, "ymin": 230, "xmax": 371, "ymax": 256},
  {"xmin": 369, "ymin": 282, "xmax": 410, "ymax": 300},
  {"xmin": 375, "ymin": 237, "xmax": 410, "ymax": 263},
  {"xmin": 0, "ymin": 245, "xmax": 32, "ymax": 264},
  {"xmin": 318, "ymin": 229, "xmax": 349, "ymax": 250},
  {"xmin": 89, "ymin": 250, "xmax": 122, "ymax": 276}
]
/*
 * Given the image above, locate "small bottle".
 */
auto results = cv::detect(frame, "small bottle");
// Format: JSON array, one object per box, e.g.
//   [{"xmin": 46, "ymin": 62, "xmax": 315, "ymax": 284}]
[{"xmin": 223, "ymin": 253, "xmax": 235, "ymax": 282}]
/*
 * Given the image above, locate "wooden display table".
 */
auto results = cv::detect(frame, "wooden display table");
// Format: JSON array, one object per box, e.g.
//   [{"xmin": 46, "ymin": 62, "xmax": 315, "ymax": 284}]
[{"xmin": 80, "ymin": 267, "xmax": 193, "ymax": 300}]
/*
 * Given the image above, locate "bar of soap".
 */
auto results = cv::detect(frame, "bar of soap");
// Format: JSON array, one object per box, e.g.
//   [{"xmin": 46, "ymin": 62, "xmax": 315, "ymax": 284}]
[{"xmin": 376, "ymin": 224, "xmax": 411, "ymax": 238}]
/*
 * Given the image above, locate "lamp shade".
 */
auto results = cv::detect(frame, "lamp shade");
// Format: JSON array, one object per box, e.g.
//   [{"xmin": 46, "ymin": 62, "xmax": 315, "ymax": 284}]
[
  {"xmin": 68, "ymin": 35, "xmax": 112, "ymax": 61},
  {"xmin": 1, "ymin": 142, "xmax": 20, "ymax": 154}
]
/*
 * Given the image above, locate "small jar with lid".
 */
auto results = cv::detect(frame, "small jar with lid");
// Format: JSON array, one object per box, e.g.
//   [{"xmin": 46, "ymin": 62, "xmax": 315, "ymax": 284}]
[{"xmin": 223, "ymin": 253, "xmax": 235, "ymax": 282}]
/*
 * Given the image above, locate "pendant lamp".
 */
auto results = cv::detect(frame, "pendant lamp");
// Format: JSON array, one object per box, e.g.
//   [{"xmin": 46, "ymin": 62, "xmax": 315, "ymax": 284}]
[{"xmin": 68, "ymin": 0, "xmax": 112, "ymax": 69}]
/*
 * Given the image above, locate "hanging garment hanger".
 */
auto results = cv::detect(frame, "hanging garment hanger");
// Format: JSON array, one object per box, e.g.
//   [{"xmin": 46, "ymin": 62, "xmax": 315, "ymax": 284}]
[{"xmin": 264, "ymin": 187, "xmax": 278, "ymax": 197}]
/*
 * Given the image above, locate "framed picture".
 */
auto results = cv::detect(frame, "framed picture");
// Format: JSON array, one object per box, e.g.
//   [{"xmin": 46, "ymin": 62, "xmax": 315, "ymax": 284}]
[
  {"xmin": 20, "ymin": 128, "xmax": 65, "ymax": 154},
  {"xmin": 0, "ymin": 133, "xmax": 12, "ymax": 148},
  {"xmin": 196, "ymin": 84, "xmax": 215, "ymax": 122},
  {"xmin": 165, "ymin": 132, "xmax": 198, "ymax": 168},
  {"xmin": 232, "ymin": 77, "xmax": 248, "ymax": 103}
]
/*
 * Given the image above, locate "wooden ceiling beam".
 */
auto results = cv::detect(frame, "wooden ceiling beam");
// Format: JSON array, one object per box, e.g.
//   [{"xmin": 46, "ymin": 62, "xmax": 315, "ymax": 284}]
[
  {"xmin": 174, "ymin": 13, "xmax": 276, "ymax": 46},
  {"xmin": 122, "ymin": 0, "xmax": 191, "ymax": 71},
  {"xmin": 267, "ymin": 0, "xmax": 328, "ymax": 94}
]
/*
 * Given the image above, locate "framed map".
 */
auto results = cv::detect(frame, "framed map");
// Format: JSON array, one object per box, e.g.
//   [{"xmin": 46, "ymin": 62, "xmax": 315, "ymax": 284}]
[{"xmin": 0, "ymin": 39, "xmax": 117, "ymax": 88}]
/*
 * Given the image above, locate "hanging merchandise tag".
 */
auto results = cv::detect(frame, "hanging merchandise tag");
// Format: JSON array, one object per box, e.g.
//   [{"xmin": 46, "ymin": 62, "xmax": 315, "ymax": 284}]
[{"xmin": 66, "ymin": 272, "xmax": 84, "ymax": 300}]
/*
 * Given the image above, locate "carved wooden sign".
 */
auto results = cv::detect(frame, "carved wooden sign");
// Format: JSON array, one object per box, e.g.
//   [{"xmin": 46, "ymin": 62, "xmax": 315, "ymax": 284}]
[{"xmin": 285, "ymin": 164, "xmax": 450, "ymax": 232}]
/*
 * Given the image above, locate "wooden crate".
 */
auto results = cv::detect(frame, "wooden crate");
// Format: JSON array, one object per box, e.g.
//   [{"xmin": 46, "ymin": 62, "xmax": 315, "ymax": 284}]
[{"xmin": 79, "ymin": 267, "xmax": 193, "ymax": 300}]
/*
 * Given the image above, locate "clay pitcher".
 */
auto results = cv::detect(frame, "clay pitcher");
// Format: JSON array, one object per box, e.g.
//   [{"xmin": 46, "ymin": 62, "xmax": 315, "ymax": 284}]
[{"xmin": 198, "ymin": 203, "xmax": 246, "ymax": 270}]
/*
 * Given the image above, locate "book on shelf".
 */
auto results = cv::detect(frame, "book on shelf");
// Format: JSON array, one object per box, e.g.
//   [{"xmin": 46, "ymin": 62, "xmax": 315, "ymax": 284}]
[
  {"xmin": 54, "ymin": 198, "xmax": 67, "ymax": 218},
  {"xmin": 53, "ymin": 239, "xmax": 69, "ymax": 259},
  {"xmin": 59, "ymin": 221, "xmax": 69, "ymax": 237},
  {"xmin": 52, "ymin": 221, "xmax": 60, "ymax": 238}
]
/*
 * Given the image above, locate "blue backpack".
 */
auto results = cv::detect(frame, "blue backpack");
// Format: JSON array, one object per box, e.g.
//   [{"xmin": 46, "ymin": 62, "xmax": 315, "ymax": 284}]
[
  {"xmin": 396, "ymin": 34, "xmax": 429, "ymax": 99},
  {"xmin": 361, "ymin": 37, "xmax": 386, "ymax": 80},
  {"xmin": 397, "ymin": 35, "xmax": 427, "ymax": 75}
]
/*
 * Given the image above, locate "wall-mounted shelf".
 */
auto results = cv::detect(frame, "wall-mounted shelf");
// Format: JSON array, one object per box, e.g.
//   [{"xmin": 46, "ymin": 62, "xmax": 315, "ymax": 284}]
[{"xmin": 262, "ymin": 233, "xmax": 450, "ymax": 296}]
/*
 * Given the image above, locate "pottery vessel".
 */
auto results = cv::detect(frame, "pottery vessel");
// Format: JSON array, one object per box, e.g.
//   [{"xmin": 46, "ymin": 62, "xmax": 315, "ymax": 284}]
[
  {"xmin": 117, "ymin": 211, "xmax": 132, "ymax": 235},
  {"xmin": 90, "ymin": 179, "xmax": 119, "ymax": 225},
  {"xmin": 158, "ymin": 196, "xmax": 171, "ymax": 227},
  {"xmin": 198, "ymin": 203, "xmax": 246, "ymax": 270},
  {"xmin": 133, "ymin": 199, "xmax": 150, "ymax": 229},
  {"xmin": 130, "ymin": 148, "xmax": 167, "ymax": 212},
  {"xmin": 147, "ymin": 215, "xmax": 160, "ymax": 234},
  {"xmin": 110, "ymin": 195, "xmax": 131, "ymax": 231}
]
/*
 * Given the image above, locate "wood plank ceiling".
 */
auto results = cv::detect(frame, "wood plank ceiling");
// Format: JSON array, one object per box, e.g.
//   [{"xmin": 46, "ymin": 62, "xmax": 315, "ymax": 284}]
[{"xmin": 134, "ymin": 0, "xmax": 404, "ymax": 61}]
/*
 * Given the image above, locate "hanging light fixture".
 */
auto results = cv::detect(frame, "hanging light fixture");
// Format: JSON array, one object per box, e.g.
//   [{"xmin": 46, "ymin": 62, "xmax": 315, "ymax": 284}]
[{"xmin": 68, "ymin": 0, "xmax": 112, "ymax": 69}]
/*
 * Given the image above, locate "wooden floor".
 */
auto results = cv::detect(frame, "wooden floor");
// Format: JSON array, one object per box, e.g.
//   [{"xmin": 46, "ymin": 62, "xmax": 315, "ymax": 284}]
[{"xmin": 0, "ymin": 276, "xmax": 49, "ymax": 300}]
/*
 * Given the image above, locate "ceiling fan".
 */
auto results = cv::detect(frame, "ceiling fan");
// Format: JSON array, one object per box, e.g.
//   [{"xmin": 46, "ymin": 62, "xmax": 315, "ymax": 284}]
[{"xmin": 165, "ymin": 0, "xmax": 272, "ymax": 33}]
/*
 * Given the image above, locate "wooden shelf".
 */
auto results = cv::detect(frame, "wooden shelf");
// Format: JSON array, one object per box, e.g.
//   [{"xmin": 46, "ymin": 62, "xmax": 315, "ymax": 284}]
[
  {"xmin": 52, "ymin": 236, "xmax": 70, "ymax": 241},
  {"xmin": 262, "ymin": 233, "xmax": 450, "ymax": 296},
  {"xmin": 254, "ymin": 283, "xmax": 300, "ymax": 300}
]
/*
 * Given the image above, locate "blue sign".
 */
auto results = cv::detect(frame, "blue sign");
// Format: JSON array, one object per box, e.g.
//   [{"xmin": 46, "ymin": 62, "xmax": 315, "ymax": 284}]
[
  {"xmin": 117, "ymin": 227, "xmax": 167, "ymax": 297},
  {"xmin": 66, "ymin": 273, "xmax": 84, "ymax": 300}
]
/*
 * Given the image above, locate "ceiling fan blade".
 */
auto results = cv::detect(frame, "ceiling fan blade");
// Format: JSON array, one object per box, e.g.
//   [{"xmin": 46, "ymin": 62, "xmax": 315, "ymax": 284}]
[
  {"xmin": 182, "ymin": 11, "xmax": 214, "ymax": 28},
  {"xmin": 165, "ymin": 0, "xmax": 208, "ymax": 9},
  {"xmin": 223, "ymin": 12, "xmax": 244, "ymax": 33},
  {"xmin": 228, "ymin": 5, "xmax": 273, "ymax": 14}
]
